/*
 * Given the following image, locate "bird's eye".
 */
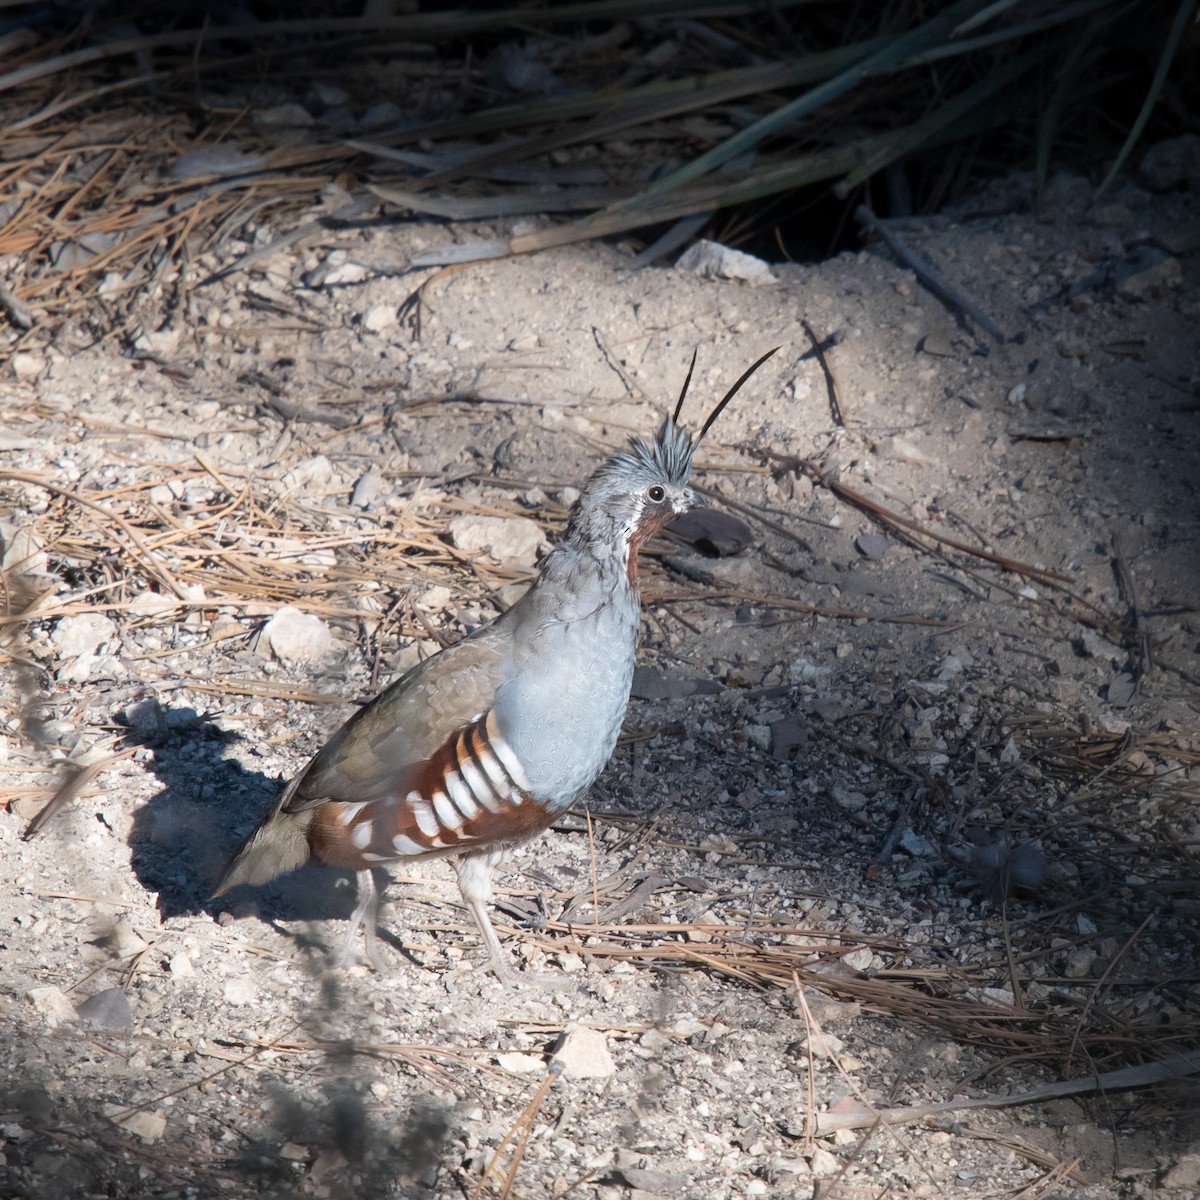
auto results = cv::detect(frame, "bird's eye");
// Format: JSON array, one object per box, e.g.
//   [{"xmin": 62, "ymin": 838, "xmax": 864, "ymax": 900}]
[{"xmin": 647, "ymin": 485, "xmax": 666, "ymax": 503}]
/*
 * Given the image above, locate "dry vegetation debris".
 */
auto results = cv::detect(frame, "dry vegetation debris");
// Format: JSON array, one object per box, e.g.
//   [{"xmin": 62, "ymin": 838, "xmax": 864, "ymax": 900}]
[{"xmin": 1, "ymin": 4, "xmax": 1199, "ymax": 1198}]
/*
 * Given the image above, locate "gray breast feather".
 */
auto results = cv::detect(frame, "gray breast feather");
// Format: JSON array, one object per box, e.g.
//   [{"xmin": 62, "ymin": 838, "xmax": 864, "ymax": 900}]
[{"xmin": 494, "ymin": 551, "xmax": 640, "ymax": 805}]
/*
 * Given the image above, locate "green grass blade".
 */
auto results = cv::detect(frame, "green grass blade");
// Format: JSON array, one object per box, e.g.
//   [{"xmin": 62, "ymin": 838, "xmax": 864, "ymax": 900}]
[
  {"xmin": 1035, "ymin": 21, "xmax": 1108, "ymax": 197},
  {"xmin": 370, "ymin": 38, "xmax": 890, "ymax": 158},
  {"xmin": 1095, "ymin": 0, "xmax": 1200, "ymax": 196},
  {"xmin": 910, "ymin": 0, "xmax": 1114, "ymax": 64},
  {"xmin": 612, "ymin": 0, "xmax": 1004, "ymax": 204},
  {"xmin": 839, "ymin": 47, "xmax": 1041, "ymax": 192}
]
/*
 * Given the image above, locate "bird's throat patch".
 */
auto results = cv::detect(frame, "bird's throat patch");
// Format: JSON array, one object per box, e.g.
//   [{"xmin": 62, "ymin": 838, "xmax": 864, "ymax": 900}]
[{"xmin": 627, "ymin": 506, "xmax": 675, "ymax": 585}]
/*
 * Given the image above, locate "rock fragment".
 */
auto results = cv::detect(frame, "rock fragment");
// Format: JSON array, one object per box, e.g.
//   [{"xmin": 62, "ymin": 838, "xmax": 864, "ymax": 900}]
[
  {"xmin": 53, "ymin": 612, "xmax": 116, "ymax": 658},
  {"xmin": 259, "ymin": 606, "xmax": 337, "ymax": 663},
  {"xmin": 107, "ymin": 1107, "xmax": 168, "ymax": 1142},
  {"xmin": 362, "ymin": 303, "xmax": 397, "ymax": 333},
  {"xmin": 77, "ymin": 988, "xmax": 133, "ymax": 1030},
  {"xmin": 449, "ymin": 515, "xmax": 544, "ymax": 567},
  {"xmin": 27, "ymin": 985, "xmax": 78, "ymax": 1027},
  {"xmin": 550, "ymin": 1023, "xmax": 615, "ymax": 1079},
  {"xmin": 1163, "ymin": 1154, "xmax": 1200, "ymax": 1189},
  {"xmin": 675, "ymin": 239, "xmax": 777, "ymax": 284},
  {"xmin": 854, "ymin": 532, "xmax": 889, "ymax": 559}
]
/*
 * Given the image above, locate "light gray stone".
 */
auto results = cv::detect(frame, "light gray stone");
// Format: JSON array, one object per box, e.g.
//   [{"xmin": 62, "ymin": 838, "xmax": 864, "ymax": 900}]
[
  {"xmin": 449, "ymin": 515, "xmax": 544, "ymax": 567},
  {"xmin": 676, "ymin": 239, "xmax": 777, "ymax": 285},
  {"xmin": 259, "ymin": 606, "xmax": 336, "ymax": 664},
  {"xmin": 551, "ymin": 1023, "xmax": 615, "ymax": 1079},
  {"xmin": 52, "ymin": 612, "xmax": 116, "ymax": 658}
]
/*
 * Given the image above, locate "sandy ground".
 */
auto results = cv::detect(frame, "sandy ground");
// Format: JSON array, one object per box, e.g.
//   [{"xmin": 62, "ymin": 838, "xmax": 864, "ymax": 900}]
[{"xmin": 2, "ymin": 159, "xmax": 1199, "ymax": 1199}]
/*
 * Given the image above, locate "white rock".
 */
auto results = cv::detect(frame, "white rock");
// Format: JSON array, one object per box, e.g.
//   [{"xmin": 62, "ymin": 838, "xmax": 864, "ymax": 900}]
[
  {"xmin": 259, "ymin": 606, "xmax": 337, "ymax": 664},
  {"xmin": 830, "ymin": 785, "xmax": 868, "ymax": 812},
  {"xmin": 638, "ymin": 1028, "xmax": 672, "ymax": 1053},
  {"xmin": 129, "ymin": 592, "xmax": 179, "ymax": 617},
  {"xmin": 664, "ymin": 1016, "xmax": 707, "ymax": 1038},
  {"xmin": 841, "ymin": 947, "xmax": 874, "ymax": 973},
  {"xmin": 27, "ymin": 985, "xmax": 78, "ymax": 1027},
  {"xmin": 181, "ymin": 582, "xmax": 206, "ymax": 627},
  {"xmin": 974, "ymin": 986, "xmax": 1016, "ymax": 1008},
  {"xmin": 1163, "ymin": 1154, "xmax": 1200, "ymax": 1189},
  {"xmin": 363, "ymin": 303, "xmax": 398, "ymax": 333},
  {"xmin": 937, "ymin": 655, "xmax": 964, "ymax": 679},
  {"xmin": 809, "ymin": 1148, "xmax": 840, "ymax": 1176},
  {"xmin": 168, "ymin": 952, "xmax": 194, "ymax": 978},
  {"xmin": 1064, "ymin": 948, "xmax": 1097, "ymax": 978},
  {"xmin": 744, "ymin": 724, "xmax": 771, "ymax": 752},
  {"xmin": 508, "ymin": 333, "xmax": 539, "ymax": 351},
  {"xmin": 423, "ymin": 585, "xmax": 453, "ymax": 610},
  {"xmin": 0, "ymin": 521, "xmax": 50, "ymax": 585},
  {"xmin": 551, "ymin": 1023, "xmax": 615, "ymax": 1079},
  {"xmin": 282, "ymin": 454, "xmax": 333, "ymax": 492},
  {"xmin": 899, "ymin": 828, "xmax": 935, "ymax": 857},
  {"xmin": 496, "ymin": 582, "xmax": 530, "ymax": 609},
  {"xmin": 360, "ymin": 101, "xmax": 404, "ymax": 129},
  {"xmin": 1140, "ymin": 134, "xmax": 1200, "ymax": 190},
  {"xmin": 108, "ymin": 1107, "xmax": 168, "ymax": 1142},
  {"xmin": 11, "ymin": 352, "xmax": 44, "ymax": 380},
  {"xmin": 329, "ymin": 261, "xmax": 370, "ymax": 285},
  {"xmin": 877, "ymin": 435, "xmax": 937, "ymax": 466},
  {"xmin": 253, "ymin": 102, "xmax": 313, "ymax": 128},
  {"xmin": 312, "ymin": 82, "xmax": 349, "ymax": 107},
  {"xmin": 496, "ymin": 1052, "xmax": 544, "ymax": 1074},
  {"xmin": 132, "ymin": 326, "xmax": 180, "ymax": 357},
  {"xmin": 223, "ymin": 977, "xmax": 258, "ymax": 1005},
  {"xmin": 52, "ymin": 612, "xmax": 117, "ymax": 658},
  {"xmin": 676, "ymin": 239, "xmax": 778, "ymax": 284},
  {"xmin": 789, "ymin": 657, "xmax": 830, "ymax": 683},
  {"xmin": 449, "ymin": 515, "xmax": 544, "ymax": 566},
  {"xmin": 1116, "ymin": 252, "xmax": 1182, "ymax": 299},
  {"xmin": 797, "ymin": 1031, "xmax": 844, "ymax": 1059},
  {"xmin": 351, "ymin": 465, "xmax": 386, "ymax": 509}
]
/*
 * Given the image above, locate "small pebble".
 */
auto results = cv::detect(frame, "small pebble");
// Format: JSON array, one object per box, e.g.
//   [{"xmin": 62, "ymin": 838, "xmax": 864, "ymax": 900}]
[
  {"xmin": 76, "ymin": 988, "xmax": 133, "ymax": 1030},
  {"xmin": 362, "ymin": 304, "xmax": 397, "ymax": 333},
  {"xmin": 551, "ymin": 1024, "xmax": 615, "ymax": 1079},
  {"xmin": 854, "ymin": 532, "xmax": 889, "ymax": 560},
  {"xmin": 259, "ymin": 606, "xmax": 337, "ymax": 664}
]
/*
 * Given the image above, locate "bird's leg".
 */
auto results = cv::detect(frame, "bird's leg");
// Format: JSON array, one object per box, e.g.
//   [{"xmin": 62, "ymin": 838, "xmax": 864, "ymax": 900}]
[
  {"xmin": 336, "ymin": 868, "xmax": 386, "ymax": 972},
  {"xmin": 455, "ymin": 853, "xmax": 516, "ymax": 984}
]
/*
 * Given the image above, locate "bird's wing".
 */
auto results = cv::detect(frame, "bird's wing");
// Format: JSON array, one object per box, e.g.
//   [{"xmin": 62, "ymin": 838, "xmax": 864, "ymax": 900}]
[{"xmin": 284, "ymin": 625, "xmax": 512, "ymax": 811}]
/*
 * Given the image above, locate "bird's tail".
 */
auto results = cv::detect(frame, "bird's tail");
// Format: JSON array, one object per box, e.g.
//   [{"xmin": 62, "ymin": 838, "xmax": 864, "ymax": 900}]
[{"xmin": 210, "ymin": 780, "xmax": 314, "ymax": 898}]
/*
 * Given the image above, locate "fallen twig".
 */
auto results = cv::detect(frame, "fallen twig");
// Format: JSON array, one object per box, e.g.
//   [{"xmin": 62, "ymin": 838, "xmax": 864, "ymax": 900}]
[
  {"xmin": 812, "ymin": 1048, "xmax": 1200, "ymax": 1134},
  {"xmin": 857, "ymin": 204, "xmax": 1007, "ymax": 343}
]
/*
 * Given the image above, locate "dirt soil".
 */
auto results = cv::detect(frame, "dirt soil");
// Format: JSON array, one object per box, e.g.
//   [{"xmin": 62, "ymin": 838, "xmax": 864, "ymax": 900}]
[{"xmin": 2, "ymin": 162, "xmax": 1199, "ymax": 1200}]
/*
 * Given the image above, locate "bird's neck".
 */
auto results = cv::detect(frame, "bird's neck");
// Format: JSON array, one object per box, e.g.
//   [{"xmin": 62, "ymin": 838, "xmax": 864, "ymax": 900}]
[
  {"xmin": 537, "ymin": 525, "xmax": 639, "ymax": 611},
  {"xmin": 559, "ymin": 500, "xmax": 675, "ymax": 591}
]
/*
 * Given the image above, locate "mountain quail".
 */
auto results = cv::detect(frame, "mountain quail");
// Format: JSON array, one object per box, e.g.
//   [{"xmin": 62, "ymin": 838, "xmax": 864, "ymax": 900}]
[{"xmin": 213, "ymin": 348, "xmax": 778, "ymax": 980}]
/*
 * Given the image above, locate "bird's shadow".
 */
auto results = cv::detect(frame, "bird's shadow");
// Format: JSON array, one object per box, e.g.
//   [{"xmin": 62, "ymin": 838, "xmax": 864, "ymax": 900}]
[{"xmin": 126, "ymin": 702, "xmax": 361, "ymax": 936}]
